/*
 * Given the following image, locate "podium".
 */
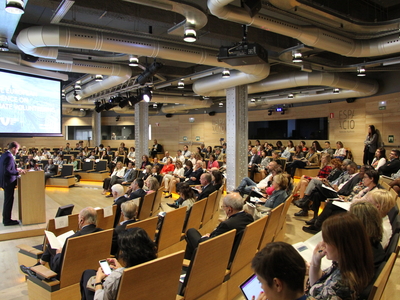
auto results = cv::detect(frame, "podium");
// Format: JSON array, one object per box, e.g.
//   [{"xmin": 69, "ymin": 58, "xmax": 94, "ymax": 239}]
[{"xmin": 18, "ymin": 170, "xmax": 46, "ymax": 225}]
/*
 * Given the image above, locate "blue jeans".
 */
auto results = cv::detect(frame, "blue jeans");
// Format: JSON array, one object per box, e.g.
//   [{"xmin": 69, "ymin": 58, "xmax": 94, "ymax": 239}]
[{"xmin": 236, "ymin": 177, "xmax": 257, "ymax": 195}]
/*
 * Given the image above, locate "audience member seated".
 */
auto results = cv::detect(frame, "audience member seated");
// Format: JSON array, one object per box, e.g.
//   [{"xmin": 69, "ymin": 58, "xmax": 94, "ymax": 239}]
[
  {"xmin": 186, "ymin": 160, "xmax": 204, "ymax": 185},
  {"xmin": 150, "ymin": 139, "xmax": 162, "ymax": 158},
  {"xmin": 211, "ymin": 169, "xmax": 223, "ymax": 191},
  {"xmin": 306, "ymin": 213, "xmax": 373, "ymax": 300},
  {"xmin": 182, "ymin": 145, "xmax": 191, "ymax": 158},
  {"xmin": 371, "ymin": 147, "xmax": 387, "ymax": 171},
  {"xmin": 362, "ymin": 189, "xmax": 396, "ymax": 249},
  {"xmin": 125, "ymin": 178, "xmax": 146, "ymax": 201},
  {"xmin": 163, "ymin": 160, "xmax": 184, "ymax": 196},
  {"xmin": 138, "ymin": 165, "xmax": 152, "ymax": 181},
  {"xmin": 251, "ymin": 242, "xmax": 307, "ymax": 300},
  {"xmin": 118, "ymin": 161, "xmax": 136, "ymax": 186},
  {"xmin": 193, "ymin": 173, "xmax": 216, "ymax": 201},
  {"xmin": 184, "ymin": 193, "xmax": 253, "ymax": 259},
  {"xmin": 144, "ymin": 176, "xmax": 159, "ymax": 194},
  {"xmin": 126, "ymin": 147, "xmax": 135, "ymax": 165},
  {"xmin": 110, "ymin": 200, "xmax": 137, "ymax": 256},
  {"xmin": 34, "ymin": 151, "xmax": 46, "ymax": 162},
  {"xmin": 293, "ymin": 160, "xmax": 357, "ymax": 217},
  {"xmin": 311, "ymin": 141, "xmax": 323, "ymax": 153},
  {"xmin": 206, "ymin": 154, "xmax": 219, "ymax": 170},
  {"xmin": 20, "ymin": 207, "xmax": 102, "ymax": 278},
  {"xmin": 286, "ymin": 146, "xmax": 319, "ymax": 178},
  {"xmin": 292, "ymin": 154, "xmax": 333, "ymax": 199},
  {"xmin": 139, "ymin": 155, "xmax": 152, "ymax": 170},
  {"xmin": 161, "ymin": 151, "xmax": 171, "ymax": 163},
  {"xmin": 249, "ymin": 150, "xmax": 268, "ymax": 181},
  {"xmin": 177, "ymin": 183, "xmax": 196, "ymax": 211},
  {"xmin": 379, "ymin": 149, "xmax": 400, "ymax": 177},
  {"xmin": 80, "ymin": 228, "xmax": 157, "ymax": 300},
  {"xmin": 235, "ymin": 161, "xmax": 280, "ymax": 196},
  {"xmin": 333, "ymin": 141, "xmax": 346, "ymax": 160},
  {"xmin": 44, "ymin": 158, "xmax": 58, "ymax": 182},
  {"xmin": 102, "ymin": 162, "xmax": 126, "ymax": 196},
  {"xmin": 300, "ymin": 141, "xmax": 308, "ymax": 152},
  {"xmin": 248, "ymin": 147, "xmax": 262, "ymax": 170},
  {"xmin": 349, "ymin": 201, "xmax": 385, "ymax": 270},
  {"xmin": 302, "ymin": 167, "xmax": 380, "ymax": 234},
  {"xmin": 205, "ymin": 146, "xmax": 213, "ymax": 159},
  {"xmin": 214, "ymin": 147, "xmax": 223, "ymax": 160},
  {"xmin": 70, "ymin": 155, "xmax": 79, "ymax": 171},
  {"xmin": 25, "ymin": 154, "xmax": 36, "ymax": 169},
  {"xmin": 173, "ymin": 150, "xmax": 185, "ymax": 164},
  {"xmin": 321, "ymin": 141, "xmax": 334, "ymax": 157},
  {"xmin": 280, "ymin": 140, "xmax": 295, "ymax": 160},
  {"xmin": 289, "ymin": 145, "xmax": 304, "ymax": 163},
  {"xmin": 160, "ymin": 157, "xmax": 174, "ymax": 175},
  {"xmin": 152, "ymin": 157, "xmax": 162, "ymax": 169}
]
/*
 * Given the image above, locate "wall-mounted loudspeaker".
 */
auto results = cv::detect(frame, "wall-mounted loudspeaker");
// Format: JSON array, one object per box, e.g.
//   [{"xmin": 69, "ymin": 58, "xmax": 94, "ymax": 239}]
[
  {"xmin": 208, "ymin": 111, "xmax": 216, "ymax": 116},
  {"xmin": 166, "ymin": 114, "xmax": 173, "ymax": 118}
]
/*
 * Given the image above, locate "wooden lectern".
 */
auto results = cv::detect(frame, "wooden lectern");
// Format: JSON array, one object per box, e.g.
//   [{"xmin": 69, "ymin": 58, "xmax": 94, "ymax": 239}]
[{"xmin": 18, "ymin": 170, "xmax": 46, "ymax": 225}]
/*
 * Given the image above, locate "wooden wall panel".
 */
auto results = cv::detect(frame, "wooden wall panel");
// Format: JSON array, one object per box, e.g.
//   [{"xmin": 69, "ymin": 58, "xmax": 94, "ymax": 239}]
[{"xmin": 2, "ymin": 92, "xmax": 400, "ymax": 165}]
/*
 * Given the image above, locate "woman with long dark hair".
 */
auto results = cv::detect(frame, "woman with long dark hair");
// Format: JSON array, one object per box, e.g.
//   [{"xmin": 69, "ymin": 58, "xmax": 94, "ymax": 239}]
[
  {"xmin": 371, "ymin": 147, "xmax": 386, "ymax": 171},
  {"xmin": 80, "ymin": 228, "xmax": 157, "ymax": 300},
  {"xmin": 363, "ymin": 125, "xmax": 378, "ymax": 165}
]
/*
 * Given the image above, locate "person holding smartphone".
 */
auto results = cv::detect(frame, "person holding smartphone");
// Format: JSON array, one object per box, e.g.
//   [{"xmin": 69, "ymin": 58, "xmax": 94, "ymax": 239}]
[{"xmin": 80, "ymin": 228, "xmax": 157, "ymax": 300}]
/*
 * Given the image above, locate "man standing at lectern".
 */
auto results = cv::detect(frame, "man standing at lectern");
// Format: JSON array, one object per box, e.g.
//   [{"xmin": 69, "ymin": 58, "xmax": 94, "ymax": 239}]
[{"xmin": 0, "ymin": 141, "xmax": 26, "ymax": 226}]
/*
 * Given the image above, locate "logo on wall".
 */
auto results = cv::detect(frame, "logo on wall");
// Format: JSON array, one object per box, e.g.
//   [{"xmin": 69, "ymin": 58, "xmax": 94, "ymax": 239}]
[
  {"xmin": 338, "ymin": 110, "xmax": 355, "ymax": 132},
  {"xmin": 212, "ymin": 119, "xmax": 226, "ymax": 134}
]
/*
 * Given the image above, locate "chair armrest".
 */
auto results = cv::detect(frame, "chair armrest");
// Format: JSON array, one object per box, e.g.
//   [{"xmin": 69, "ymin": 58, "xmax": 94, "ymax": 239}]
[
  {"xmin": 17, "ymin": 244, "xmax": 43, "ymax": 256},
  {"xmin": 98, "ymin": 170, "xmax": 108, "ymax": 173},
  {"xmin": 51, "ymin": 175, "xmax": 61, "ymax": 178},
  {"xmin": 86, "ymin": 169, "xmax": 96, "ymax": 173},
  {"xmin": 31, "ymin": 265, "xmax": 58, "ymax": 279},
  {"xmin": 64, "ymin": 175, "xmax": 75, "ymax": 179}
]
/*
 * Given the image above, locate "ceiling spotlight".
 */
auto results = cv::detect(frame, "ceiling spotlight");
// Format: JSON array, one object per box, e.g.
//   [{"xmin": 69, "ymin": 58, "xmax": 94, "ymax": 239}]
[
  {"xmin": 129, "ymin": 56, "xmax": 139, "ymax": 67},
  {"xmin": 61, "ymin": 92, "xmax": 66, "ymax": 98},
  {"xmin": 219, "ymin": 102, "xmax": 223, "ymax": 107},
  {"xmin": 135, "ymin": 61, "xmax": 163, "ymax": 85},
  {"xmin": 268, "ymin": 110, "xmax": 273, "ymax": 115},
  {"xmin": 141, "ymin": 86, "xmax": 152, "ymax": 102},
  {"xmin": 95, "ymin": 74, "xmax": 103, "ymax": 81},
  {"xmin": 80, "ymin": 108, "xmax": 84, "ymax": 111},
  {"xmin": 222, "ymin": 69, "xmax": 230, "ymax": 78},
  {"xmin": 357, "ymin": 67, "xmax": 366, "ymax": 76},
  {"xmin": 183, "ymin": 24, "xmax": 197, "ymax": 43},
  {"xmin": 0, "ymin": 37, "xmax": 9, "ymax": 52},
  {"xmin": 74, "ymin": 83, "xmax": 81, "ymax": 90},
  {"xmin": 250, "ymin": 98, "xmax": 256, "ymax": 102},
  {"xmin": 73, "ymin": 90, "xmax": 81, "ymax": 101},
  {"xmin": 333, "ymin": 88, "xmax": 340, "ymax": 94},
  {"xmin": 203, "ymin": 96, "xmax": 209, "ymax": 100},
  {"xmin": 292, "ymin": 51, "xmax": 302, "ymax": 63},
  {"xmin": 177, "ymin": 80, "xmax": 185, "ymax": 89},
  {"xmin": 288, "ymin": 93, "xmax": 294, "ymax": 98},
  {"xmin": 5, "ymin": 0, "xmax": 25, "ymax": 14},
  {"xmin": 153, "ymin": 103, "xmax": 158, "ymax": 108}
]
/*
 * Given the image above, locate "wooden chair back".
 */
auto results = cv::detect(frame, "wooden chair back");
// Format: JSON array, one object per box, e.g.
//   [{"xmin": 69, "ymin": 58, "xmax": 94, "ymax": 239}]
[
  {"xmin": 138, "ymin": 192, "xmax": 156, "ymax": 220},
  {"xmin": 389, "ymin": 188, "xmax": 398, "ymax": 204},
  {"xmin": 43, "ymin": 214, "xmax": 79, "ymax": 251},
  {"xmin": 213, "ymin": 186, "xmax": 224, "ymax": 216},
  {"xmin": 380, "ymin": 181, "xmax": 390, "ymax": 191},
  {"xmin": 181, "ymin": 230, "xmax": 236, "ymax": 300},
  {"xmin": 60, "ymin": 229, "xmax": 113, "ymax": 288},
  {"xmin": 95, "ymin": 206, "xmax": 117, "ymax": 230},
  {"xmin": 368, "ymin": 252, "xmax": 396, "ymax": 300},
  {"xmin": 116, "ymin": 251, "xmax": 184, "ymax": 300},
  {"xmin": 258, "ymin": 202, "xmax": 284, "ymax": 250},
  {"xmin": 156, "ymin": 207, "xmax": 187, "ymax": 252},
  {"xmin": 201, "ymin": 191, "xmax": 218, "ymax": 226},
  {"xmin": 274, "ymin": 195, "xmax": 294, "ymax": 242},
  {"xmin": 151, "ymin": 186, "xmax": 164, "ymax": 216},
  {"xmin": 126, "ymin": 216, "xmax": 159, "ymax": 241},
  {"xmin": 183, "ymin": 199, "xmax": 207, "ymax": 233},
  {"xmin": 229, "ymin": 216, "xmax": 268, "ymax": 276}
]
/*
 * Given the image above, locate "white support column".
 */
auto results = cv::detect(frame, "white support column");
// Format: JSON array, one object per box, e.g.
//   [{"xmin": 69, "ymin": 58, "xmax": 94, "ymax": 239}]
[
  {"xmin": 135, "ymin": 102, "xmax": 149, "ymax": 165},
  {"xmin": 92, "ymin": 111, "xmax": 101, "ymax": 147},
  {"xmin": 226, "ymin": 85, "xmax": 248, "ymax": 192}
]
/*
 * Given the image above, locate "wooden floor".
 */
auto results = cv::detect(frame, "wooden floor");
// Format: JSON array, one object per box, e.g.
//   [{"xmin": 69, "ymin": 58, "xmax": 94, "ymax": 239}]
[{"xmin": 0, "ymin": 182, "xmax": 398, "ymax": 300}]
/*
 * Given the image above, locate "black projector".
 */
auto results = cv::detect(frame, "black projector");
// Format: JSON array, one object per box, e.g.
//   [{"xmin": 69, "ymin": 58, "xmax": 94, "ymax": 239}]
[{"xmin": 217, "ymin": 43, "xmax": 268, "ymax": 66}]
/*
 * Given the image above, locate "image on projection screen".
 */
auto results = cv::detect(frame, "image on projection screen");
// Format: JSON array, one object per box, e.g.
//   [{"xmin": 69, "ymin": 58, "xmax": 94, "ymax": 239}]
[{"xmin": 0, "ymin": 70, "xmax": 61, "ymax": 135}]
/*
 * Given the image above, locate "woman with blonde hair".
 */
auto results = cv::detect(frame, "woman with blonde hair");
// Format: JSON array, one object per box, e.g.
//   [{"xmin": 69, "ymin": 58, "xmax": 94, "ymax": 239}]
[{"xmin": 145, "ymin": 176, "xmax": 159, "ymax": 194}]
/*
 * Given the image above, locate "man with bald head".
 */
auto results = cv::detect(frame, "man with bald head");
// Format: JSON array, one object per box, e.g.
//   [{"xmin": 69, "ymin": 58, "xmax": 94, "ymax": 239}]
[
  {"xmin": 186, "ymin": 160, "xmax": 204, "ymax": 185},
  {"xmin": 184, "ymin": 193, "xmax": 253, "ymax": 259},
  {"xmin": 21, "ymin": 207, "xmax": 102, "ymax": 277},
  {"xmin": 235, "ymin": 161, "xmax": 279, "ymax": 196}
]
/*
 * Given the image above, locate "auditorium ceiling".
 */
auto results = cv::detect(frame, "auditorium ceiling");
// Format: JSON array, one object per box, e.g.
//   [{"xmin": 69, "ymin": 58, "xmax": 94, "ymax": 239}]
[{"xmin": 1, "ymin": 0, "xmax": 400, "ymax": 115}]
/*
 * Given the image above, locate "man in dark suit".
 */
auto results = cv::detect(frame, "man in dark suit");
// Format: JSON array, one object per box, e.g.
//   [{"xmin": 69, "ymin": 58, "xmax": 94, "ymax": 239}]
[
  {"xmin": 248, "ymin": 147, "xmax": 261, "ymax": 168},
  {"xmin": 184, "ymin": 192, "xmax": 253, "ymax": 259},
  {"xmin": 195, "ymin": 173, "xmax": 216, "ymax": 201},
  {"xmin": 20, "ymin": 207, "xmax": 102, "ymax": 277},
  {"xmin": 111, "ymin": 200, "xmax": 137, "ymax": 255},
  {"xmin": 114, "ymin": 161, "xmax": 136, "ymax": 186},
  {"xmin": 379, "ymin": 149, "xmax": 400, "ymax": 177},
  {"xmin": 0, "ymin": 141, "xmax": 26, "ymax": 226},
  {"xmin": 186, "ymin": 160, "xmax": 204, "ymax": 185},
  {"xmin": 126, "ymin": 178, "xmax": 147, "ymax": 201},
  {"xmin": 151, "ymin": 139, "xmax": 162, "ymax": 158}
]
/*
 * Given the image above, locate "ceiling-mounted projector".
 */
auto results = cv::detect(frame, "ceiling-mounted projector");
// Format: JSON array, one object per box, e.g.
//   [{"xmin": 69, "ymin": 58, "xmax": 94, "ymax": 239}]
[{"xmin": 217, "ymin": 42, "xmax": 268, "ymax": 66}]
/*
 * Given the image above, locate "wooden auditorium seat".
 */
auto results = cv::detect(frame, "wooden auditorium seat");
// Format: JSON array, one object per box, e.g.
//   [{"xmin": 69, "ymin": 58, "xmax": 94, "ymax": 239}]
[
  {"xmin": 258, "ymin": 202, "xmax": 284, "ymax": 250},
  {"xmin": 125, "ymin": 216, "xmax": 159, "ymax": 242}
]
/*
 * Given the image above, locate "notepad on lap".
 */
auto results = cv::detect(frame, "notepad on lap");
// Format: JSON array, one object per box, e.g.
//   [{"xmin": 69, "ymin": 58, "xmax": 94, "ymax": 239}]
[{"xmin": 293, "ymin": 232, "xmax": 331, "ymax": 270}]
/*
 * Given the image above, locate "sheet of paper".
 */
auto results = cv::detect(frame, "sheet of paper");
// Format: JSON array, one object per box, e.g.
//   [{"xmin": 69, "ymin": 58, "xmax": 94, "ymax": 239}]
[
  {"xmin": 321, "ymin": 184, "xmax": 337, "ymax": 194},
  {"xmin": 54, "ymin": 215, "xmax": 69, "ymax": 229},
  {"xmin": 332, "ymin": 201, "xmax": 351, "ymax": 211},
  {"xmin": 293, "ymin": 232, "xmax": 331, "ymax": 270},
  {"xmin": 103, "ymin": 205, "xmax": 113, "ymax": 217},
  {"xmin": 56, "ymin": 230, "xmax": 75, "ymax": 249},
  {"xmin": 45, "ymin": 230, "xmax": 61, "ymax": 249}
]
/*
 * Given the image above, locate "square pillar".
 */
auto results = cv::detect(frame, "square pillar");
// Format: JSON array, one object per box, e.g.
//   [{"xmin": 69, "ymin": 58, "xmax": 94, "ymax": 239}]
[
  {"xmin": 226, "ymin": 85, "xmax": 248, "ymax": 192},
  {"xmin": 135, "ymin": 102, "xmax": 149, "ymax": 164}
]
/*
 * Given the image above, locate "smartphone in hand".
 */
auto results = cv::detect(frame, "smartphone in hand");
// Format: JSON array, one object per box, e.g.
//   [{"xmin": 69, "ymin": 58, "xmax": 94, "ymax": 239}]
[{"xmin": 99, "ymin": 259, "xmax": 112, "ymax": 275}]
